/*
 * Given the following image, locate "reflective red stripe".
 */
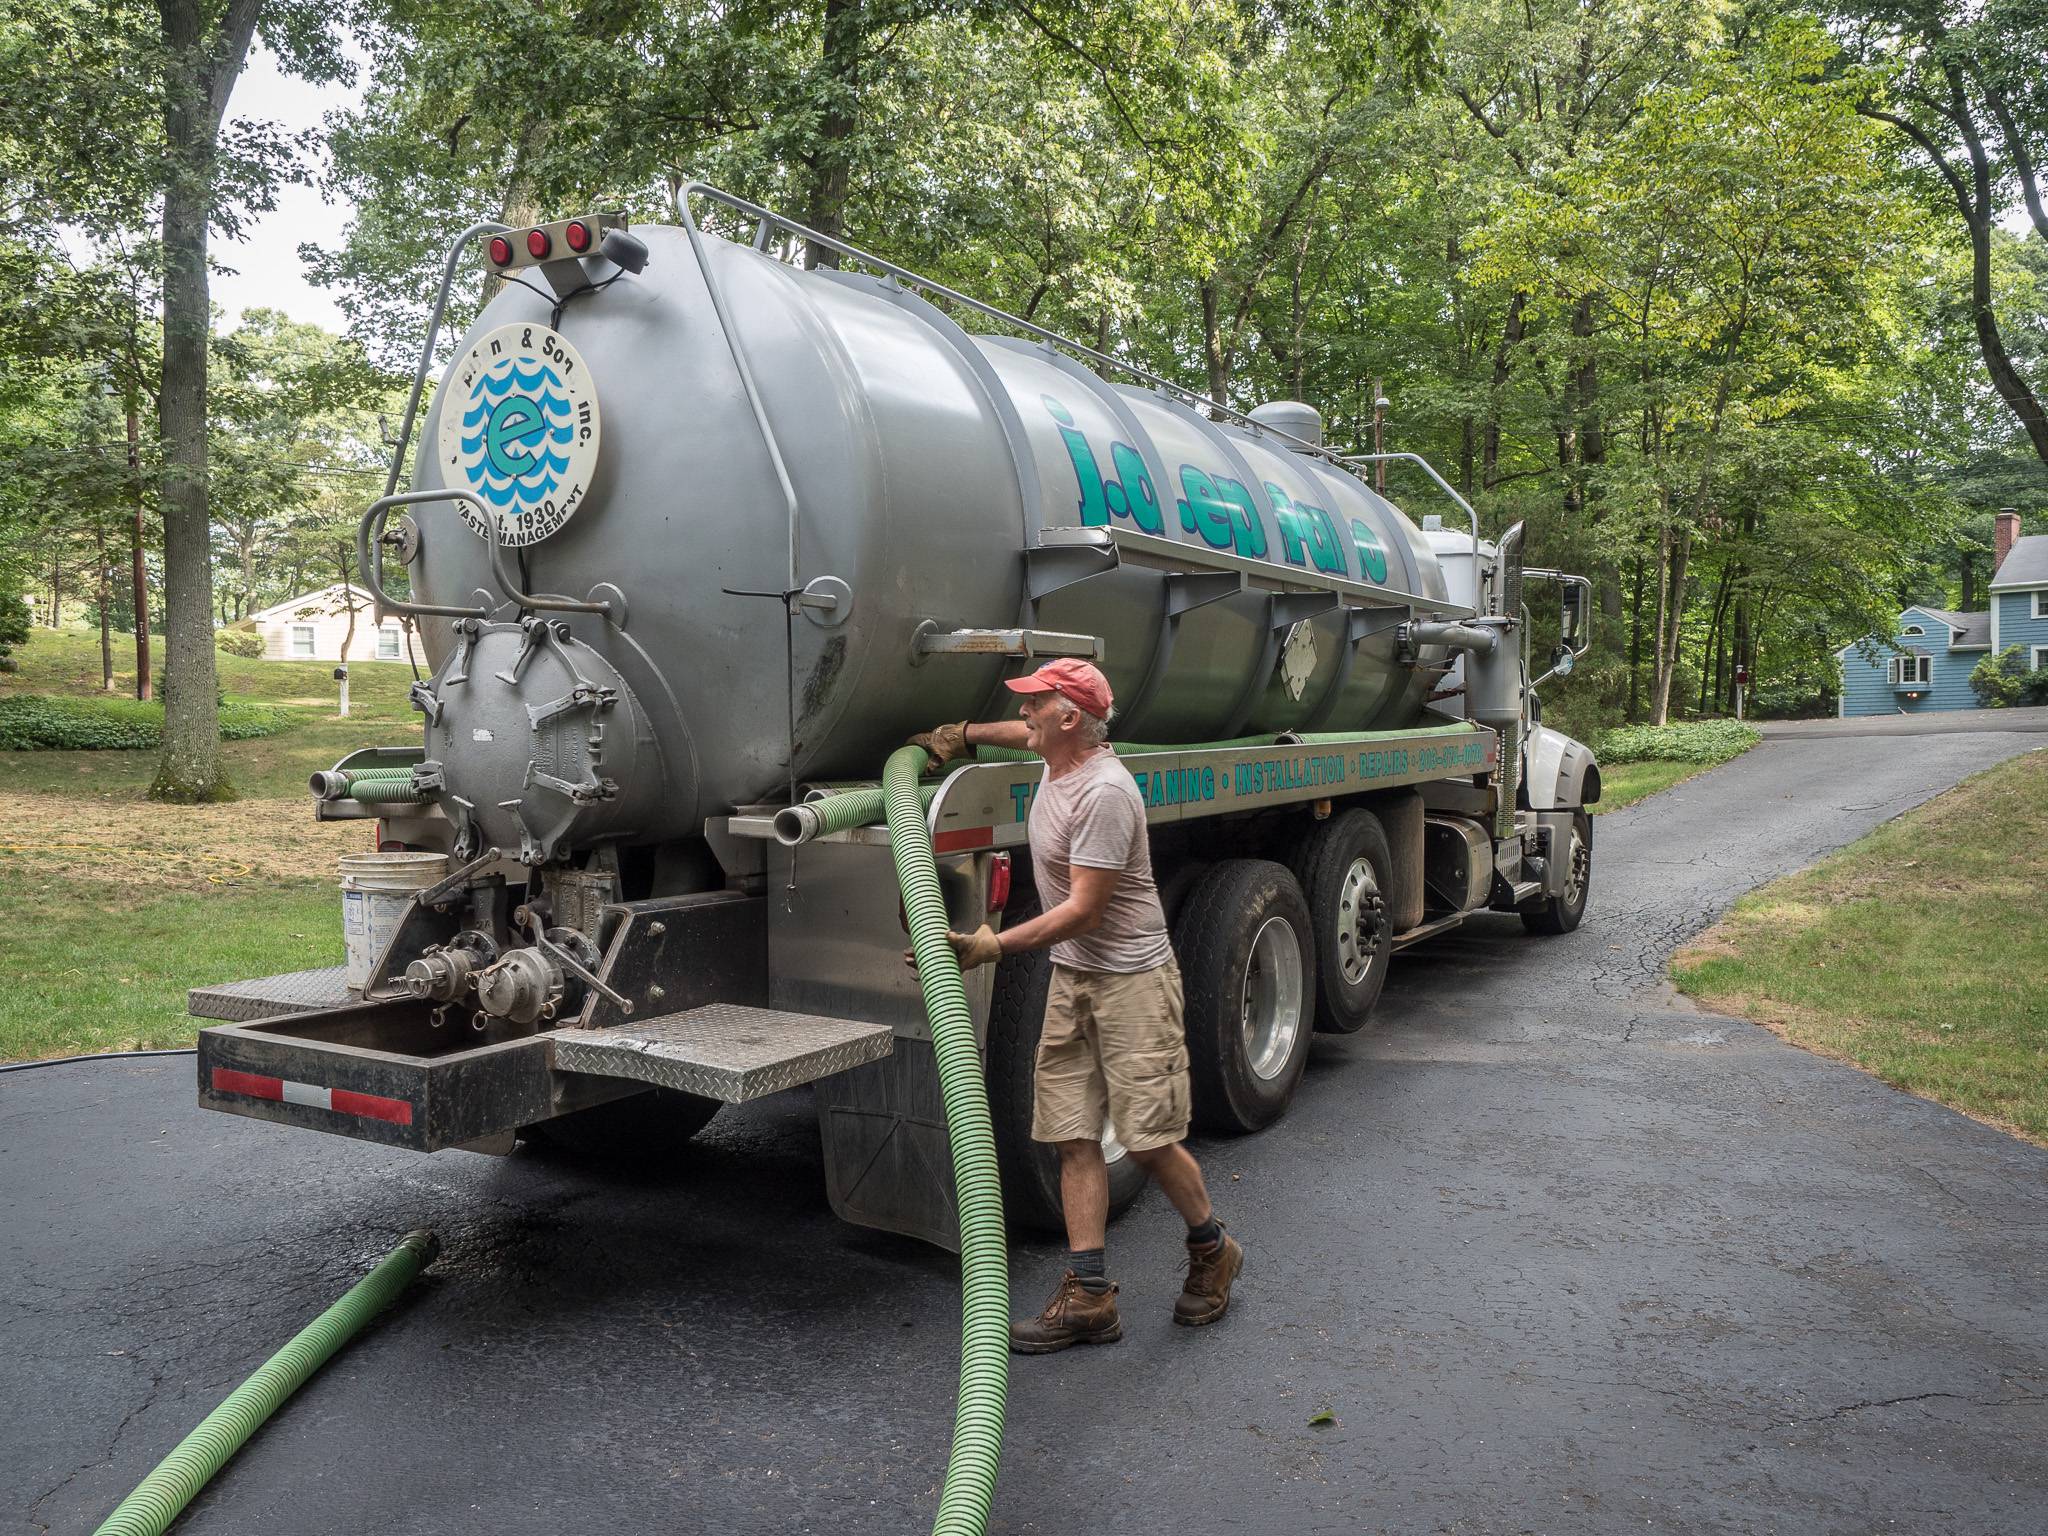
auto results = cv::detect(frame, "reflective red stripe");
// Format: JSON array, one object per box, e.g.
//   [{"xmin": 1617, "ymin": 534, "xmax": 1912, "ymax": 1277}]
[
  {"xmin": 211, "ymin": 1067, "xmax": 412, "ymax": 1126},
  {"xmin": 212, "ymin": 1067, "xmax": 282, "ymax": 1101},
  {"xmin": 331, "ymin": 1088, "xmax": 413, "ymax": 1126},
  {"xmin": 933, "ymin": 826, "xmax": 993, "ymax": 853}
]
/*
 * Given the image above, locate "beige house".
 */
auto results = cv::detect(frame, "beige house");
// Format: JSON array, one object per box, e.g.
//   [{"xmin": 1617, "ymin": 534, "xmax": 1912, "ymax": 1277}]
[{"xmin": 241, "ymin": 584, "xmax": 415, "ymax": 663}]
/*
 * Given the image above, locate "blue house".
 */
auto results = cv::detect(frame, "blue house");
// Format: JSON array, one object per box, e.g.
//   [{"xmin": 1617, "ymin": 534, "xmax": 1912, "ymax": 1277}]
[{"xmin": 1837, "ymin": 514, "xmax": 2048, "ymax": 717}]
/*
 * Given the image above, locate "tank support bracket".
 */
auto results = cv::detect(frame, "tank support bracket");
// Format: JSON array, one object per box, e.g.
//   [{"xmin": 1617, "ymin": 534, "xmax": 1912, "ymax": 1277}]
[{"xmin": 911, "ymin": 622, "xmax": 1102, "ymax": 663}]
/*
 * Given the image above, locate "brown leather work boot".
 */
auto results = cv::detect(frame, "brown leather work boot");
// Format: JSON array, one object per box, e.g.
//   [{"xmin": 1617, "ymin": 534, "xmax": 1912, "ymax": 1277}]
[
  {"xmin": 1008, "ymin": 1271, "xmax": 1122, "ymax": 1354},
  {"xmin": 1174, "ymin": 1228, "xmax": 1244, "ymax": 1326}
]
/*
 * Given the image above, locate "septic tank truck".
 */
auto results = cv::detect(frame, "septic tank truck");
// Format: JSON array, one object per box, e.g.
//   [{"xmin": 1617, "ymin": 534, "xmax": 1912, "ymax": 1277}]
[{"xmin": 189, "ymin": 185, "xmax": 1602, "ymax": 1246}]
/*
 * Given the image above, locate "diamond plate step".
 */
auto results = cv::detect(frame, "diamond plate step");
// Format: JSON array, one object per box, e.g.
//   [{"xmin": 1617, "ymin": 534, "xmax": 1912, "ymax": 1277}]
[
  {"xmin": 551, "ymin": 1004, "xmax": 894, "ymax": 1103},
  {"xmin": 189, "ymin": 966, "xmax": 353, "ymax": 1022}
]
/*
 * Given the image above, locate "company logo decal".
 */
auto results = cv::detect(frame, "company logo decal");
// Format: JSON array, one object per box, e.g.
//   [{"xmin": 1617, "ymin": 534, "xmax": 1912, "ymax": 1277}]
[{"xmin": 439, "ymin": 323, "xmax": 599, "ymax": 546}]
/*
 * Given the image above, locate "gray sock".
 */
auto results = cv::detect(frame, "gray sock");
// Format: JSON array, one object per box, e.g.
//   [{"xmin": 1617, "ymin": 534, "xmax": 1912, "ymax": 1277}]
[{"xmin": 1068, "ymin": 1247, "xmax": 1111, "ymax": 1293}]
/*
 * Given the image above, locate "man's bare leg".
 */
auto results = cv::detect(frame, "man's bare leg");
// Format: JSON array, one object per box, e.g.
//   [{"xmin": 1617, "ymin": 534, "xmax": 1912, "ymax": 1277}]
[
  {"xmin": 1128, "ymin": 1141, "xmax": 1212, "ymax": 1227},
  {"xmin": 1056, "ymin": 1138, "xmax": 1109, "ymax": 1252}
]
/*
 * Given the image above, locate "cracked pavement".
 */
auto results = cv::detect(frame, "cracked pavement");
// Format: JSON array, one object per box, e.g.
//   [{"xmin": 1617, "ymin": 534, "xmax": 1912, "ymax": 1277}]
[{"xmin": 6, "ymin": 725, "xmax": 2047, "ymax": 1534}]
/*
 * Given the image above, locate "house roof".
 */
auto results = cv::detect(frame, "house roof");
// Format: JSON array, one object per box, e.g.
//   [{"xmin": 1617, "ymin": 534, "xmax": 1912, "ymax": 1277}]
[
  {"xmin": 244, "ymin": 584, "xmax": 386, "ymax": 625},
  {"xmin": 1912, "ymin": 606, "xmax": 1991, "ymax": 649},
  {"xmin": 1834, "ymin": 605, "xmax": 1991, "ymax": 657},
  {"xmin": 1990, "ymin": 533, "xmax": 2048, "ymax": 590}
]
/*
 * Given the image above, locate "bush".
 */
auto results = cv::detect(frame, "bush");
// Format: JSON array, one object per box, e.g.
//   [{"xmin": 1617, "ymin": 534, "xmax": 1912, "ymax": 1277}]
[
  {"xmin": 0, "ymin": 694, "xmax": 294, "ymax": 750},
  {"xmin": 1969, "ymin": 646, "xmax": 2048, "ymax": 708},
  {"xmin": 215, "ymin": 627, "xmax": 264, "ymax": 658},
  {"xmin": 0, "ymin": 593, "xmax": 28, "ymax": 672},
  {"xmin": 1594, "ymin": 719, "xmax": 1760, "ymax": 766}
]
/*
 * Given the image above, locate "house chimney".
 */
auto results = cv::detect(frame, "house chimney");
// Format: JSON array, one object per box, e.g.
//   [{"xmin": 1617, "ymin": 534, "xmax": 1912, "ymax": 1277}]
[{"xmin": 1994, "ymin": 508, "xmax": 2020, "ymax": 573}]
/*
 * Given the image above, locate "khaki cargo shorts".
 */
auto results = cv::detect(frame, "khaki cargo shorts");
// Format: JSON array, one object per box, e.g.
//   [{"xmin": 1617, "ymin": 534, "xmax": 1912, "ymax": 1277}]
[{"xmin": 1032, "ymin": 959, "xmax": 1189, "ymax": 1154}]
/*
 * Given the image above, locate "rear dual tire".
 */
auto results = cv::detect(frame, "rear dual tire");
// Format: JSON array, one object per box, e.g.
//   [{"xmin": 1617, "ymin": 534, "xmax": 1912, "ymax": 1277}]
[{"xmin": 1174, "ymin": 859, "xmax": 1316, "ymax": 1134}]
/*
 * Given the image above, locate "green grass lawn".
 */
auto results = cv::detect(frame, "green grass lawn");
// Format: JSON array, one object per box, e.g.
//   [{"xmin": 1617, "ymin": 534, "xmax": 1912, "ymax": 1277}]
[
  {"xmin": 0, "ymin": 869, "xmax": 342, "ymax": 1057},
  {"xmin": 1592, "ymin": 757, "xmax": 1715, "ymax": 814},
  {"xmin": 1674, "ymin": 748, "xmax": 2048, "ymax": 1146},
  {"xmin": 0, "ymin": 626, "xmax": 419, "ymax": 798},
  {"xmin": 0, "ymin": 627, "xmax": 413, "ymax": 1060}
]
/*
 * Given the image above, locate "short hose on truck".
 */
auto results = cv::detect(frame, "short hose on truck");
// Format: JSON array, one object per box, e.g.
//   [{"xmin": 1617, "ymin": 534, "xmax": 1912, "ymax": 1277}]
[{"xmin": 879, "ymin": 745, "xmax": 1010, "ymax": 1535}]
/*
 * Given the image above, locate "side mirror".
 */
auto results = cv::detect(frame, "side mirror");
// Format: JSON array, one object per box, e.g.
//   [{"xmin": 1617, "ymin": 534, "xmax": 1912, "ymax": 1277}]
[{"xmin": 1550, "ymin": 646, "xmax": 1574, "ymax": 677}]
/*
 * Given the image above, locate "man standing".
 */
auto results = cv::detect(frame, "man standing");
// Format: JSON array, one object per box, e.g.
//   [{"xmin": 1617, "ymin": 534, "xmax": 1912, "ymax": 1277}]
[{"xmin": 913, "ymin": 658, "xmax": 1244, "ymax": 1353}]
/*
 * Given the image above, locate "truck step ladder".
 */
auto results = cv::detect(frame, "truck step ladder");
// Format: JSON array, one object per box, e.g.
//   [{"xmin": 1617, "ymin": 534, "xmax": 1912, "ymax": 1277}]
[{"xmin": 552, "ymin": 1004, "xmax": 894, "ymax": 1104}]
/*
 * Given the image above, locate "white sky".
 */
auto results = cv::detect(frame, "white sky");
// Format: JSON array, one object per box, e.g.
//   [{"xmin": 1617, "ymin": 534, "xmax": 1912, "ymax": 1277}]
[{"xmin": 210, "ymin": 41, "xmax": 365, "ymax": 334}]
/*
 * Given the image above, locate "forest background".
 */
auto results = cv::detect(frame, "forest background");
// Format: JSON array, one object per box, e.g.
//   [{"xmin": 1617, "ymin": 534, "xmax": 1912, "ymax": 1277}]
[{"xmin": 3, "ymin": 0, "xmax": 2047, "ymax": 799}]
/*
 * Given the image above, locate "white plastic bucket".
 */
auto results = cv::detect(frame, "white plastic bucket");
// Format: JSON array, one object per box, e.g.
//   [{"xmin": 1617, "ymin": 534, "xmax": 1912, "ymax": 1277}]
[{"xmin": 340, "ymin": 852, "xmax": 449, "ymax": 990}]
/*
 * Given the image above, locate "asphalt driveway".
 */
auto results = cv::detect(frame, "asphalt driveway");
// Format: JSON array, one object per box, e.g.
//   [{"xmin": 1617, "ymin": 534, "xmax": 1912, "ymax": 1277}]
[{"xmin": 7, "ymin": 724, "xmax": 2046, "ymax": 1535}]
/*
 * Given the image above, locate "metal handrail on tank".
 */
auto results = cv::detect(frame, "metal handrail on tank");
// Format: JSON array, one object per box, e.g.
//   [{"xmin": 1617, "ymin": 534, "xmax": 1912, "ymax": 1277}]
[
  {"xmin": 359, "ymin": 489, "xmax": 619, "ymax": 622},
  {"xmin": 358, "ymin": 491, "xmax": 492, "ymax": 620},
  {"xmin": 675, "ymin": 182, "xmax": 1411, "ymax": 521},
  {"xmin": 1338, "ymin": 452, "xmax": 1482, "ymax": 563},
  {"xmin": 381, "ymin": 222, "xmax": 511, "ymax": 501}
]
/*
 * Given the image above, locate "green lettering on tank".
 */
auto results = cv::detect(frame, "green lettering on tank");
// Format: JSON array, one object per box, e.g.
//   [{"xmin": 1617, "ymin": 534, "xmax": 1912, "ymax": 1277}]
[
  {"xmin": 1350, "ymin": 517, "xmax": 1389, "ymax": 583},
  {"xmin": 1264, "ymin": 481, "xmax": 1310, "ymax": 566},
  {"xmin": 1043, "ymin": 394, "xmax": 1163, "ymax": 534},
  {"xmin": 1108, "ymin": 441, "xmax": 1165, "ymax": 534},
  {"xmin": 1298, "ymin": 502, "xmax": 1348, "ymax": 576},
  {"xmin": 1043, "ymin": 394, "xmax": 1109, "ymax": 525},
  {"xmin": 1177, "ymin": 465, "xmax": 1267, "ymax": 556}
]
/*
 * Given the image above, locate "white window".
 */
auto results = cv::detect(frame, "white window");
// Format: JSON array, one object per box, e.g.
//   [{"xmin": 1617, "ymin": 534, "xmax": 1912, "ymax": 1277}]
[
  {"xmin": 2034, "ymin": 646, "xmax": 2048, "ymax": 672},
  {"xmin": 377, "ymin": 627, "xmax": 402, "ymax": 660},
  {"xmin": 1891, "ymin": 653, "xmax": 1931, "ymax": 686},
  {"xmin": 2034, "ymin": 591, "xmax": 2048, "ymax": 620},
  {"xmin": 1900, "ymin": 624, "xmax": 1925, "ymax": 636},
  {"xmin": 289, "ymin": 625, "xmax": 316, "ymax": 658}
]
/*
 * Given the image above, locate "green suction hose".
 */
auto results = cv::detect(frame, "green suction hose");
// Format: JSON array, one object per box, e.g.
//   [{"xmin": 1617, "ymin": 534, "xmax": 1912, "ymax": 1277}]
[
  {"xmin": 882, "ymin": 745, "xmax": 1009, "ymax": 1536},
  {"xmin": 92, "ymin": 1229, "xmax": 439, "ymax": 1536}
]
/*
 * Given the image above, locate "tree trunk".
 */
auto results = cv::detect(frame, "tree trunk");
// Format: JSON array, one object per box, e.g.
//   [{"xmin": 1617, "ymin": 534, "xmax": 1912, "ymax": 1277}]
[
  {"xmin": 337, "ymin": 543, "xmax": 358, "ymax": 718},
  {"xmin": 1483, "ymin": 291, "xmax": 1526, "ymax": 491},
  {"xmin": 127, "ymin": 389, "xmax": 151, "ymax": 701},
  {"xmin": 1627, "ymin": 551, "xmax": 1644, "ymax": 721},
  {"xmin": 95, "ymin": 522, "xmax": 114, "ymax": 689},
  {"xmin": 1200, "ymin": 274, "xmax": 1229, "ymax": 410},
  {"xmin": 1650, "ymin": 518, "xmax": 1691, "ymax": 727},
  {"xmin": 803, "ymin": 0, "xmax": 861, "ymax": 270},
  {"xmin": 150, "ymin": 0, "xmax": 259, "ymax": 803}
]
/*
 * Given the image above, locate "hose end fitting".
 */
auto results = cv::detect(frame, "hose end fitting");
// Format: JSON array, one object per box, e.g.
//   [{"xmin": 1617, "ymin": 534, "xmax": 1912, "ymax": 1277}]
[{"xmin": 772, "ymin": 804, "xmax": 821, "ymax": 846}]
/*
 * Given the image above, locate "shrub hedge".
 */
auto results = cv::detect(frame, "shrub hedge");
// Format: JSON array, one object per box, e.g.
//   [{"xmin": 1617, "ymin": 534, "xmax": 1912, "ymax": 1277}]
[
  {"xmin": 215, "ymin": 627, "xmax": 264, "ymax": 658},
  {"xmin": 0, "ymin": 694, "xmax": 294, "ymax": 751},
  {"xmin": 1594, "ymin": 719, "xmax": 1761, "ymax": 766}
]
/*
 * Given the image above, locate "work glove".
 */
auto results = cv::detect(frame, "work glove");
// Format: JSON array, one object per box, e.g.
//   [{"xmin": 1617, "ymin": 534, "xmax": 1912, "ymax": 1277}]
[
  {"xmin": 907, "ymin": 720, "xmax": 970, "ymax": 772},
  {"xmin": 903, "ymin": 924, "xmax": 1004, "ymax": 973},
  {"xmin": 948, "ymin": 925, "xmax": 1003, "ymax": 970}
]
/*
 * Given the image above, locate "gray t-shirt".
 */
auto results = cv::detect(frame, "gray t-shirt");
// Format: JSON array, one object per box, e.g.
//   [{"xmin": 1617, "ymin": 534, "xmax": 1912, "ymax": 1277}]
[{"xmin": 1028, "ymin": 749, "xmax": 1173, "ymax": 974}]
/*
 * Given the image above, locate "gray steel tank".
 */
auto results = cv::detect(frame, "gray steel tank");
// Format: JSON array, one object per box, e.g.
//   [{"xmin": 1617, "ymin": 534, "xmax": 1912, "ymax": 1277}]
[{"xmin": 400, "ymin": 221, "xmax": 1452, "ymax": 863}]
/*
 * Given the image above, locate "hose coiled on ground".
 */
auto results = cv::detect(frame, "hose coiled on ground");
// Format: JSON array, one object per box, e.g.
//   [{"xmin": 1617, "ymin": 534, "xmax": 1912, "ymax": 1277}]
[
  {"xmin": 882, "ymin": 744, "xmax": 1009, "ymax": 1535},
  {"xmin": 92, "ymin": 1229, "xmax": 439, "ymax": 1536}
]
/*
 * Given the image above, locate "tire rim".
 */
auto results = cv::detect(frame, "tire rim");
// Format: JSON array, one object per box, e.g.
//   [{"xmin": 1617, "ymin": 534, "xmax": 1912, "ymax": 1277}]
[
  {"xmin": 1564, "ymin": 824, "xmax": 1589, "ymax": 908},
  {"xmin": 1240, "ymin": 915, "xmax": 1305, "ymax": 1081},
  {"xmin": 1334, "ymin": 858, "xmax": 1385, "ymax": 987}
]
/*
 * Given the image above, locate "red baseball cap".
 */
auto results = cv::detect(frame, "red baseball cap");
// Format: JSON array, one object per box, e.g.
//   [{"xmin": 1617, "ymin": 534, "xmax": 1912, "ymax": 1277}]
[{"xmin": 1004, "ymin": 658, "xmax": 1113, "ymax": 718}]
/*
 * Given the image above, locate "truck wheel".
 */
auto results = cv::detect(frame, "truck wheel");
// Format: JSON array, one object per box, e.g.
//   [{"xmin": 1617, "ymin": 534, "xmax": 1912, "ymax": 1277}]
[
  {"xmin": 1174, "ymin": 859, "xmax": 1315, "ymax": 1133},
  {"xmin": 530, "ymin": 1087, "xmax": 721, "ymax": 1162},
  {"xmin": 1522, "ymin": 810, "xmax": 1592, "ymax": 936},
  {"xmin": 986, "ymin": 909, "xmax": 1148, "ymax": 1234},
  {"xmin": 1291, "ymin": 809, "xmax": 1392, "ymax": 1033}
]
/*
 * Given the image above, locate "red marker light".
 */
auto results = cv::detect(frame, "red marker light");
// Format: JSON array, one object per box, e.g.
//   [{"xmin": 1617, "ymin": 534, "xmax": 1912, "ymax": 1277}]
[
  {"xmin": 487, "ymin": 236, "xmax": 513, "ymax": 265},
  {"xmin": 564, "ymin": 220, "xmax": 592, "ymax": 253},
  {"xmin": 526, "ymin": 228, "xmax": 551, "ymax": 259}
]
